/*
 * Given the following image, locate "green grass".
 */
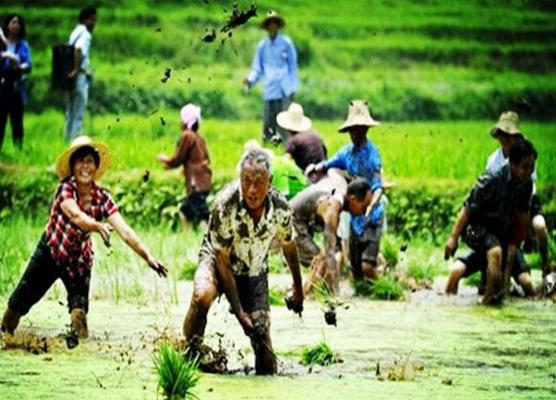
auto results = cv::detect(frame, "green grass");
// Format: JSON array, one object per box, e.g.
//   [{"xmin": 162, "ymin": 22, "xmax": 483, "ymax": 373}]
[
  {"xmin": 2, "ymin": 112, "xmax": 556, "ymax": 186},
  {"xmin": 353, "ymin": 276, "xmax": 406, "ymax": 301},
  {"xmin": 2, "ymin": 0, "xmax": 555, "ymax": 119}
]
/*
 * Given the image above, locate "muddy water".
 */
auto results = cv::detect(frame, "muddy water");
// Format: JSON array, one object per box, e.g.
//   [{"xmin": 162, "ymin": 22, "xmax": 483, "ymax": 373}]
[{"xmin": 1, "ymin": 274, "xmax": 555, "ymax": 399}]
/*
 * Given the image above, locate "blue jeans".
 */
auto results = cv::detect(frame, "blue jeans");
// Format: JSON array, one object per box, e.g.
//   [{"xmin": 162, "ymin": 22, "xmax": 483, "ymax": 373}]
[{"xmin": 64, "ymin": 73, "xmax": 89, "ymax": 141}]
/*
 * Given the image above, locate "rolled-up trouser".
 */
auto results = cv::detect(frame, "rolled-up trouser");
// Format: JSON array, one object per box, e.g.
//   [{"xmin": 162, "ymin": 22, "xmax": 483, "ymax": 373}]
[
  {"xmin": 64, "ymin": 73, "xmax": 89, "ymax": 141},
  {"xmin": 8, "ymin": 235, "xmax": 90, "ymax": 315},
  {"xmin": 263, "ymin": 95, "xmax": 292, "ymax": 144}
]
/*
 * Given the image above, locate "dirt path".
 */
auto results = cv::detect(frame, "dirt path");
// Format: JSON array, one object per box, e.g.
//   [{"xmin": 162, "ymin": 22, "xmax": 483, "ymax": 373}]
[{"xmin": 1, "ymin": 275, "xmax": 555, "ymax": 399}]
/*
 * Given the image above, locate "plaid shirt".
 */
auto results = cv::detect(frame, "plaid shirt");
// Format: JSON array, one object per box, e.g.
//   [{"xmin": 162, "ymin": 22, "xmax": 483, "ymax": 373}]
[{"xmin": 45, "ymin": 177, "xmax": 119, "ymax": 279}]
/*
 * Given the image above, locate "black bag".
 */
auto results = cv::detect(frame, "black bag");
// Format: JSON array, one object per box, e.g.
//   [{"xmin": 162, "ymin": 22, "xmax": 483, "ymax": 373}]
[{"xmin": 52, "ymin": 44, "xmax": 76, "ymax": 90}]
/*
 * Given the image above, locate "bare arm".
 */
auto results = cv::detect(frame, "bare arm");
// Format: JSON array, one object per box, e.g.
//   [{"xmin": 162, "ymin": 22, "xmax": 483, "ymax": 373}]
[
  {"xmin": 107, "ymin": 212, "xmax": 167, "ymax": 277},
  {"xmin": 61, "ymin": 199, "xmax": 110, "ymax": 242},
  {"xmin": 282, "ymin": 239, "xmax": 304, "ymax": 309},
  {"xmin": 214, "ymin": 248, "xmax": 253, "ymax": 334},
  {"xmin": 318, "ymin": 198, "xmax": 341, "ymax": 283},
  {"xmin": 444, "ymin": 207, "xmax": 470, "ymax": 259},
  {"xmin": 68, "ymin": 48, "xmax": 82, "ymax": 78}
]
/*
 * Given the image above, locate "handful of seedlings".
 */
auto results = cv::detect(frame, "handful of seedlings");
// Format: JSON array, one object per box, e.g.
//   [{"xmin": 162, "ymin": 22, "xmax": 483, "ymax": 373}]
[{"xmin": 284, "ymin": 292, "xmax": 303, "ymax": 317}]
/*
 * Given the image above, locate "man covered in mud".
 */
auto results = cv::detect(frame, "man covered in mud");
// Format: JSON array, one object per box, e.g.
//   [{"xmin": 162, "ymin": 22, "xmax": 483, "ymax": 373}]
[
  {"xmin": 308, "ymin": 100, "xmax": 384, "ymax": 281},
  {"xmin": 290, "ymin": 169, "xmax": 347, "ymax": 294},
  {"xmin": 183, "ymin": 148, "xmax": 304, "ymax": 375},
  {"xmin": 444, "ymin": 140, "xmax": 537, "ymax": 304}
]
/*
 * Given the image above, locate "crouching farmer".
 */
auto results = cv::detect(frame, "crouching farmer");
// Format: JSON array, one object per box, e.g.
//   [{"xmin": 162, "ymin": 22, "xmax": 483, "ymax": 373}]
[
  {"xmin": 182, "ymin": 148, "xmax": 304, "ymax": 375},
  {"xmin": 444, "ymin": 140, "xmax": 537, "ymax": 304},
  {"xmin": 1, "ymin": 136, "xmax": 167, "ymax": 339}
]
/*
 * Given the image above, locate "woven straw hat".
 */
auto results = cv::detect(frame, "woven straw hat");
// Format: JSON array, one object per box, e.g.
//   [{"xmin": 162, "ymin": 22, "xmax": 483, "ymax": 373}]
[
  {"xmin": 277, "ymin": 103, "xmax": 312, "ymax": 132},
  {"xmin": 338, "ymin": 100, "xmax": 380, "ymax": 133},
  {"xmin": 55, "ymin": 135, "xmax": 111, "ymax": 180},
  {"xmin": 489, "ymin": 111, "xmax": 523, "ymax": 138},
  {"xmin": 261, "ymin": 10, "xmax": 285, "ymax": 29}
]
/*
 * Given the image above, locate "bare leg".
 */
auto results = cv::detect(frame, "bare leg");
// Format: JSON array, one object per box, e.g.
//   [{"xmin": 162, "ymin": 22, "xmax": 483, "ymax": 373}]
[
  {"xmin": 532, "ymin": 215, "xmax": 550, "ymax": 277},
  {"xmin": 361, "ymin": 261, "xmax": 379, "ymax": 280},
  {"xmin": 482, "ymin": 246, "xmax": 503, "ymax": 305},
  {"xmin": 517, "ymin": 272, "xmax": 535, "ymax": 297},
  {"xmin": 446, "ymin": 260, "xmax": 467, "ymax": 295},
  {"xmin": 249, "ymin": 310, "xmax": 276, "ymax": 375},
  {"xmin": 179, "ymin": 211, "xmax": 190, "ymax": 233},
  {"xmin": 183, "ymin": 266, "xmax": 218, "ymax": 343}
]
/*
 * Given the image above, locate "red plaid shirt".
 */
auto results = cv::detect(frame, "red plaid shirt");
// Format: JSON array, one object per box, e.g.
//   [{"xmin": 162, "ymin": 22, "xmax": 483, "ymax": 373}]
[{"xmin": 45, "ymin": 177, "xmax": 119, "ymax": 279}]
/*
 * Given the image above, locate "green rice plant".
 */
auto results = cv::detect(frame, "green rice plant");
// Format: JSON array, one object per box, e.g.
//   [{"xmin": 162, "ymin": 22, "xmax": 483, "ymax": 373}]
[
  {"xmin": 406, "ymin": 259, "xmax": 439, "ymax": 283},
  {"xmin": 300, "ymin": 341, "xmax": 340, "ymax": 366},
  {"xmin": 353, "ymin": 276, "xmax": 405, "ymax": 301},
  {"xmin": 464, "ymin": 272, "xmax": 482, "ymax": 288},
  {"xmin": 268, "ymin": 286, "xmax": 286, "ymax": 306},
  {"xmin": 153, "ymin": 342, "xmax": 200, "ymax": 400},
  {"xmin": 370, "ymin": 276, "xmax": 406, "ymax": 301},
  {"xmin": 179, "ymin": 259, "xmax": 198, "ymax": 281},
  {"xmin": 381, "ymin": 235, "xmax": 399, "ymax": 268}
]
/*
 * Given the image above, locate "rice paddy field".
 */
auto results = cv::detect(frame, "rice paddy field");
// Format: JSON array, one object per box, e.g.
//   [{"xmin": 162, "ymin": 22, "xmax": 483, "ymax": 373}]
[{"xmin": 1, "ymin": 0, "xmax": 556, "ymax": 399}]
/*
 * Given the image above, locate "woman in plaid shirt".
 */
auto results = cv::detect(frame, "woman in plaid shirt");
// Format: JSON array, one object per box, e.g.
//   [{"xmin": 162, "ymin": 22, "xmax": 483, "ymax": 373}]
[{"xmin": 1, "ymin": 136, "xmax": 167, "ymax": 341}]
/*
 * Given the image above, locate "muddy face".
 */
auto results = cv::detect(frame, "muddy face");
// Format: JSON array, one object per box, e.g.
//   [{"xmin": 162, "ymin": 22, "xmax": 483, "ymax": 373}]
[{"xmin": 240, "ymin": 164, "xmax": 271, "ymax": 212}]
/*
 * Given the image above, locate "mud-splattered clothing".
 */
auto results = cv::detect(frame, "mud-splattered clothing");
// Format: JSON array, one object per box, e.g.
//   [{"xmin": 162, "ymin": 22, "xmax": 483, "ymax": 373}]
[
  {"xmin": 45, "ymin": 177, "xmax": 118, "ymax": 279},
  {"xmin": 206, "ymin": 180, "xmax": 295, "ymax": 277},
  {"xmin": 464, "ymin": 164, "xmax": 532, "ymax": 243}
]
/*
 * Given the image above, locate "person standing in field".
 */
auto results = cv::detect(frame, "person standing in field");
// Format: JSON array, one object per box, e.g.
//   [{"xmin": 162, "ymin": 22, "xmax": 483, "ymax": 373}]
[
  {"xmin": 64, "ymin": 6, "xmax": 97, "ymax": 141},
  {"xmin": 1, "ymin": 136, "xmax": 167, "ymax": 341},
  {"xmin": 309, "ymin": 100, "xmax": 384, "ymax": 281},
  {"xmin": 182, "ymin": 148, "xmax": 303, "ymax": 375},
  {"xmin": 157, "ymin": 103, "xmax": 212, "ymax": 231},
  {"xmin": 243, "ymin": 10, "xmax": 299, "ymax": 145},
  {"xmin": 0, "ymin": 14, "xmax": 32, "ymax": 151},
  {"xmin": 277, "ymin": 102, "xmax": 327, "ymax": 174}
]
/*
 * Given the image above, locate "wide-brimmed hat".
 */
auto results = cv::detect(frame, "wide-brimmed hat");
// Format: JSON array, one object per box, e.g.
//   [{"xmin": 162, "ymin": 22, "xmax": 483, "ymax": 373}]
[
  {"xmin": 489, "ymin": 111, "xmax": 522, "ymax": 138},
  {"xmin": 277, "ymin": 103, "xmax": 312, "ymax": 132},
  {"xmin": 56, "ymin": 135, "xmax": 111, "ymax": 180},
  {"xmin": 338, "ymin": 100, "xmax": 380, "ymax": 132},
  {"xmin": 261, "ymin": 10, "xmax": 285, "ymax": 29}
]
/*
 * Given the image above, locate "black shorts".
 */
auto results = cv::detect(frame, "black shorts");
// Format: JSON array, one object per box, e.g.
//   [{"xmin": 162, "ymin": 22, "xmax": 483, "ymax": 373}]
[
  {"xmin": 462, "ymin": 224, "xmax": 502, "ymax": 253},
  {"xmin": 8, "ymin": 235, "xmax": 90, "ymax": 315},
  {"xmin": 180, "ymin": 191, "xmax": 210, "ymax": 226},
  {"xmin": 294, "ymin": 221, "xmax": 320, "ymax": 268},
  {"xmin": 349, "ymin": 224, "xmax": 382, "ymax": 279},
  {"xmin": 458, "ymin": 249, "xmax": 529, "ymax": 281}
]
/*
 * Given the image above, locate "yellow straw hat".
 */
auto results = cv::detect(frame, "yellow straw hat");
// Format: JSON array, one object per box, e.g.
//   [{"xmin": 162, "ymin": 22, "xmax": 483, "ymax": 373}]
[
  {"xmin": 338, "ymin": 100, "xmax": 380, "ymax": 133},
  {"xmin": 261, "ymin": 10, "xmax": 285, "ymax": 29},
  {"xmin": 55, "ymin": 135, "xmax": 111, "ymax": 180},
  {"xmin": 489, "ymin": 111, "xmax": 523, "ymax": 138}
]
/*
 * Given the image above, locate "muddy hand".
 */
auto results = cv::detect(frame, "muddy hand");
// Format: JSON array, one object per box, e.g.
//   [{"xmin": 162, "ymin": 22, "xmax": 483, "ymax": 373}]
[
  {"xmin": 444, "ymin": 236, "xmax": 458, "ymax": 260},
  {"xmin": 285, "ymin": 290, "xmax": 304, "ymax": 317},
  {"xmin": 237, "ymin": 311, "xmax": 254, "ymax": 336},
  {"xmin": 95, "ymin": 222, "xmax": 111, "ymax": 247},
  {"xmin": 148, "ymin": 257, "xmax": 167, "ymax": 278}
]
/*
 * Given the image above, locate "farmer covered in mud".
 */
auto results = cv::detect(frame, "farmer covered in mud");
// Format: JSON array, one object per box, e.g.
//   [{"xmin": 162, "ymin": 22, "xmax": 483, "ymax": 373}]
[
  {"xmin": 243, "ymin": 10, "xmax": 299, "ymax": 144},
  {"xmin": 183, "ymin": 148, "xmax": 303, "ymax": 375},
  {"xmin": 157, "ymin": 103, "xmax": 212, "ymax": 231},
  {"xmin": 290, "ymin": 169, "xmax": 347, "ymax": 294},
  {"xmin": 308, "ymin": 100, "xmax": 384, "ymax": 281},
  {"xmin": 1, "ymin": 136, "xmax": 167, "ymax": 340},
  {"xmin": 444, "ymin": 139, "xmax": 537, "ymax": 304}
]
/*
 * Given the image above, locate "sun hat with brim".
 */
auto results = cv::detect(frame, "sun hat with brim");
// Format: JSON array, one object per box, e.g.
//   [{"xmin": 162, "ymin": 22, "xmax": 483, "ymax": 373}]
[
  {"xmin": 489, "ymin": 111, "xmax": 522, "ymax": 138},
  {"xmin": 56, "ymin": 135, "xmax": 112, "ymax": 180},
  {"xmin": 338, "ymin": 100, "xmax": 380, "ymax": 133},
  {"xmin": 277, "ymin": 103, "xmax": 312, "ymax": 132},
  {"xmin": 261, "ymin": 10, "xmax": 285, "ymax": 29}
]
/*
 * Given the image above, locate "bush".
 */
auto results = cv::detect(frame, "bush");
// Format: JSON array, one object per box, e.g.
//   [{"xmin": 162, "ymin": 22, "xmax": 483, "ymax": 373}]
[{"xmin": 153, "ymin": 342, "xmax": 201, "ymax": 400}]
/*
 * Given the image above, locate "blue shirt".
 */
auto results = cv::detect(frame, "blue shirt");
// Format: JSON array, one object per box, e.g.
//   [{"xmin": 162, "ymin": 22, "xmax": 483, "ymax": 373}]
[
  {"xmin": 247, "ymin": 33, "xmax": 299, "ymax": 101},
  {"xmin": 324, "ymin": 140, "xmax": 383, "ymax": 235},
  {"xmin": 1, "ymin": 39, "xmax": 32, "ymax": 103}
]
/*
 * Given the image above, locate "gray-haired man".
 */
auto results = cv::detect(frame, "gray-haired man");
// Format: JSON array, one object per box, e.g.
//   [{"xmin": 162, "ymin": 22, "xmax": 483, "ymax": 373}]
[{"xmin": 182, "ymin": 148, "xmax": 304, "ymax": 375}]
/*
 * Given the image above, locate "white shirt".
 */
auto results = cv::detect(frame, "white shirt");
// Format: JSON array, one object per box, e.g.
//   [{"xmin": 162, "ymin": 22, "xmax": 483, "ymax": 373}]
[{"xmin": 68, "ymin": 24, "xmax": 92, "ymax": 70}]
